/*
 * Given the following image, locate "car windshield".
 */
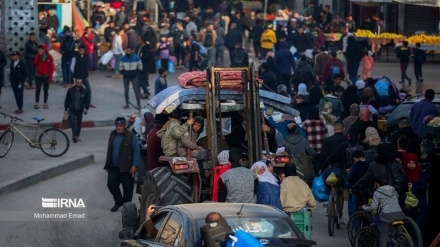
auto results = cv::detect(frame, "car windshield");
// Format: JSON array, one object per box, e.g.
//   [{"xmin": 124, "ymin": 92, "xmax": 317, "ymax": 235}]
[
  {"xmin": 197, "ymin": 217, "xmax": 298, "ymax": 239},
  {"xmin": 388, "ymin": 102, "xmax": 440, "ymax": 124}
]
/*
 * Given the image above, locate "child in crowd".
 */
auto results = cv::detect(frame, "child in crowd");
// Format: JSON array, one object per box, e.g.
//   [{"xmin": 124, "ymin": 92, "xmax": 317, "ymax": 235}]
[
  {"xmin": 361, "ymin": 51, "xmax": 374, "ymax": 80},
  {"xmin": 346, "ymin": 150, "xmax": 370, "ymax": 217},
  {"xmin": 154, "ymin": 67, "xmax": 168, "ymax": 95},
  {"xmin": 157, "ymin": 35, "xmax": 170, "ymax": 70},
  {"xmin": 362, "ymin": 175, "xmax": 405, "ymax": 247},
  {"xmin": 360, "ymin": 95, "xmax": 378, "ymax": 122}
]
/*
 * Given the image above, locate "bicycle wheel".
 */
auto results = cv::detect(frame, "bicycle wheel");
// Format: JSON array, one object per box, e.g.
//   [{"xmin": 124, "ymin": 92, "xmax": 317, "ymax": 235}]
[
  {"xmin": 392, "ymin": 232, "xmax": 414, "ymax": 247},
  {"xmin": 355, "ymin": 227, "xmax": 380, "ymax": 247},
  {"xmin": 336, "ymin": 188, "xmax": 343, "ymax": 229},
  {"xmin": 328, "ymin": 194, "xmax": 336, "ymax": 236},
  {"xmin": 402, "ymin": 216, "xmax": 422, "ymax": 247},
  {"xmin": 0, "ymin": 130, "xmax": 14, "ymax": 158},
  {"xmin": 39, "ymin": 128, "xmax": 70, "ymax": 157},
  {"xmin": 347, "ymin": 211, "xmax": 375, "ymax": 247}
]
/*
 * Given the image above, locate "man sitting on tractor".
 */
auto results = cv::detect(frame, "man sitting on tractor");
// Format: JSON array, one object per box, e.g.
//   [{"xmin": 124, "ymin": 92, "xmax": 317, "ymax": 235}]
[
  {"xmin": 156, "ymin": 109, "xmax": 194, "ymax": 157},
  {"xmin": 177, "ymin": 116, "xmax": 208, "ymax": 180}
]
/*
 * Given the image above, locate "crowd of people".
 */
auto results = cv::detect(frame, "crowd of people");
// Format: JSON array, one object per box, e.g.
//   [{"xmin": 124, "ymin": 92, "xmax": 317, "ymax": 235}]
[{"xmin": 1, "ymin": 1, "xmax": 439, "ymax": 245}]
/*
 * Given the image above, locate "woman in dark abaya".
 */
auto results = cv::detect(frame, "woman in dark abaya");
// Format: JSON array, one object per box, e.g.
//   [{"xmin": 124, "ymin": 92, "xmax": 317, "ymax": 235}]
[
  {"xmin": 142, "ymin": 27, "xmax": 158, "ymax": 73},
  {"xmin": 345, "ymin": 36, "xmax": 364, "ymax": 84},
  {"xmin": 340, "ymin": 85, "xmax": 360, "ymax": 119}
]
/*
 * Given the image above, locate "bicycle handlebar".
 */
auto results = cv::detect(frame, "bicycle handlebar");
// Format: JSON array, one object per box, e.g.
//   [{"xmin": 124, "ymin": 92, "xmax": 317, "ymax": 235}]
[{"xmin": 0, "ymin": 112, "xmax": 23, "ymax": 122}]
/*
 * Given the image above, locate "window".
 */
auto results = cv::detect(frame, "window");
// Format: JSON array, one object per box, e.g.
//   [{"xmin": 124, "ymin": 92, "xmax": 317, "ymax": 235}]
[
  {"xmin": 158, "ymin": 212, "xmax": 184, "ymax": 246},
  {"xmin": 197, "ymin": 217, "xmax": 298, "ymax": 239}
]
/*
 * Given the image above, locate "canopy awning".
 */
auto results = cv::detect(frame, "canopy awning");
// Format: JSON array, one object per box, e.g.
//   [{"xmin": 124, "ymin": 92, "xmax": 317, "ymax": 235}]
[
  {"xmin": 147, "ymin": 85, "xmax": 299, "ymax": 116},
  {"xmin": 350, "ymin": 0, "xmax": 393, "ymax": 6},
  {"xmin": 393, "ymin": 0, "xmax": 440, "ymax": 7}
]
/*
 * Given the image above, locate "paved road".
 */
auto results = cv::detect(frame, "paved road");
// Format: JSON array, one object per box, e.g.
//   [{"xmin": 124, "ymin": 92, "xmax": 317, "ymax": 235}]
[{"xmin": 0, "ymin": 125, "xmax": 352, "ymax": 246}]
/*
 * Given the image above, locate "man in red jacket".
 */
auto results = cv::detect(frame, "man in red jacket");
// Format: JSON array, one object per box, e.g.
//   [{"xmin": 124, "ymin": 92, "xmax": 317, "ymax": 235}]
[
  {"xmin": 81, "ymin": 27, "xmax": 97, "ymax": 70},
  {"xmin": 34, "ymin": 44, "xmax": 54, "ymax": 109}
]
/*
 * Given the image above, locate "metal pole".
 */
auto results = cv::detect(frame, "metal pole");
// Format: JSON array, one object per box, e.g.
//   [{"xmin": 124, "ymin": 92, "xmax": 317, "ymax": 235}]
[
  {"xmin": 87, "ymin": 0, "xmax": 91, "ymax": 25},
  {"xmin": 263, "ymin": 0, "xmax": 268, "ymax": 25}
]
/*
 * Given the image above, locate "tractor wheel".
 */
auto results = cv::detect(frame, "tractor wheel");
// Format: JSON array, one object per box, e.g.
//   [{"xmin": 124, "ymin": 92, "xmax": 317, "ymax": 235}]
[
  {"xmin": 121, "ymin": 202, "xmax": 138, "ymax": 229},
  {"xmin": 138, "ymin": 167, "xmax": 194, "ymax": 226}
]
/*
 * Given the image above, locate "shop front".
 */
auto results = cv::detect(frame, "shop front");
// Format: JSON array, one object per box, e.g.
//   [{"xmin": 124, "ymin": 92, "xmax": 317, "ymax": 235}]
[{"xmin": 38, "ymin": 0, "xmax": 73, "ymax": 33}]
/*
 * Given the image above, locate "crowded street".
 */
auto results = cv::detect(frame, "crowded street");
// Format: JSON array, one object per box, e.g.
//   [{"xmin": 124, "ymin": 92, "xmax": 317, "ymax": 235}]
[{"xmin": 1, "ymin": 0, "xmax": 440, "ymax": 246}]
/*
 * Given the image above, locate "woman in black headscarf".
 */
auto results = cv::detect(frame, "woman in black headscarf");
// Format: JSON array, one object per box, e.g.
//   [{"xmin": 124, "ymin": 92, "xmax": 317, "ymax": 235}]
[
  {"xmin": 345, "ymin": 36, "xmax": 364, "ymax": 84},
  {"xmin": 142, "ymin": 27, "xmax": 158, "ymax": 73},
  {"xmin": 340, "ymin": 85, "xmax": 360, "ymax": 119}
]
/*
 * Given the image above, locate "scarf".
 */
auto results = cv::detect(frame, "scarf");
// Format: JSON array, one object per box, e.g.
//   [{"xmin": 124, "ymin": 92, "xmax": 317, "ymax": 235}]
[
  {"xmin": 250, "ymin": 161, "xmax": 279, "ymax": 186},
  {"xmin": 404, "ymin": 153, "xmax": 421, "ymax": 183},
  {"xmin": 298, "ymin": 83, "xmax": 309, "ymax": 96}
]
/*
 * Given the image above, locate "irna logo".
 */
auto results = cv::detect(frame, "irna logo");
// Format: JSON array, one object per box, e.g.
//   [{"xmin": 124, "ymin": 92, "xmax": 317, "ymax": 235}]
[{"xmin": 42, "ymin": 198, "xmax": 86, "ymax": 208}]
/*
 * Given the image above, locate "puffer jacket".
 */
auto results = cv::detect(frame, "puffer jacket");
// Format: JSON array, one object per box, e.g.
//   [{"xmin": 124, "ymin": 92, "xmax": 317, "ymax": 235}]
[
  {"xmin": 363, "ymin": 185, "xmax": 402, "ymax": 214},
  {"xmin": 156, "ymin": 118, "xmax": 190, "ymax": 156}
]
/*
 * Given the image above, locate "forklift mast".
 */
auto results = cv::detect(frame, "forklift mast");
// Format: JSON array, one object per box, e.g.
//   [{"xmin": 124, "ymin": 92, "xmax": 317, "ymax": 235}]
[{"xmin": 205, "ymin": 64, "xmax": 263, "ymax": 167}]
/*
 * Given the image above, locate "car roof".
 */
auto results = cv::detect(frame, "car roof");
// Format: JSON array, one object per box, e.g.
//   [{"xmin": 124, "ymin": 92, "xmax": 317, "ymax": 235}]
[
  {"xmin": 160, "ymin": 203, "xmax": 287, "ymax": 219},
  {"xmin": 402, "ymin": 93, "xmax": 440, "ymax": 103}
]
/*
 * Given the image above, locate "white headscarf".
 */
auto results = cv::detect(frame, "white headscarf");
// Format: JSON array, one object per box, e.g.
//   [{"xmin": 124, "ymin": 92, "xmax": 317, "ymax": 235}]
[
  {"xmin": 133, "ymin": 109, "xmax": 150, "ymax": 135},
  {"xmin": 217, "ymin": 150, "xmax": 229, "ymax": 164},
  {"xmin": 298, "ymin": 83, "xmax": 309, "ymax": 96},
  {"xmin": 250, "ymin": 161, "xmax": 279, "ymax": 186}
]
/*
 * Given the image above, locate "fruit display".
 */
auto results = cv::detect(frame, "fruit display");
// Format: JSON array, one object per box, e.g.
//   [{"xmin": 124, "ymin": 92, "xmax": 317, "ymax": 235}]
[
  {"xmin": 376, "ymin": 32, "xmax": 403, "ymax": 39},
  {"xmin": 354, "ymin": 29, "xmax": 403, "ymax": 39},
  {"xmin": 354, "ymin": 29, "xmax": 375, "ymax": 38},
  {"xmin": 407, "ymin": 34, "xmax": 440, "ymax": 45}
]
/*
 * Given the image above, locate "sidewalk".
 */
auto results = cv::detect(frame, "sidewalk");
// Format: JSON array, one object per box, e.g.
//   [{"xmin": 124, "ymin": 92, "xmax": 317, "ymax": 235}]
[{"xmin": 0, "ymin": 127, "xmax": 112, "ymax": 196}]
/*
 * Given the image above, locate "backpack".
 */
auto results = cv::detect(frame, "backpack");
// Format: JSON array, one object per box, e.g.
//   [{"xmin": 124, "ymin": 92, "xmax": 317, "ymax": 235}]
[
  {"xmin": 200, "ymin": 218, "xmax": 234, "ymax": 247},
  {"xmin": 292, "ymin": 154, "xmax": 315, "ymax": 185},
  {"xmin": 192, "ymin": 41, "xmax": 208, "ymax": 57},
  {"xmin": 329, "ymin": 60, "xmax": 341, "ymax": 77},
  {"xmin": 322, "ymin": 97, "xmax": 342, "ymax": 118},
  {"xmin": 386, "ymin": 162, "xmax": 409, "ymax": 195},
  {"xmin": 346, "ymin": 142, "xmax": 364, "ymax": 167}
]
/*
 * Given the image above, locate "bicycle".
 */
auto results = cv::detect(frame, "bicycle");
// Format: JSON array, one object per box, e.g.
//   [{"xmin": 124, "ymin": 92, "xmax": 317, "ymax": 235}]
[
  {"xmin": 0, "ymin": 112, "xmax": 69, "ymax": 157},
  {"xmin": 326, "ymin": 176, "xmax": 344, "ymax": 236},
  {"xmin": 354, "ymin": 213, "xmax": 414, "ymax": 247},
  {"xmin": 347, "ymin": 210, "xmax": 375, "ymax": 246}
]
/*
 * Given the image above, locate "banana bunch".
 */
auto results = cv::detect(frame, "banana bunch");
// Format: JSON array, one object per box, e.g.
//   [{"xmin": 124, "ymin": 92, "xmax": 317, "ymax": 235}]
[
  {"xmin": 376, "ymin": 32, "xmax": 403, "ymax": 39},
  {"xmin": 354, "ymin": 29, "xmax": 375, "ymax": 38},
  {"xmin": 407, "ymin": 34, "xmax": 440, "ymax": 44}
]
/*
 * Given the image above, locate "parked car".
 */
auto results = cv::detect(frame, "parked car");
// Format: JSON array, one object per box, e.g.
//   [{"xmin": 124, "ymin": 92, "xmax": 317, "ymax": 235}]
[
  {"xmin": 384, "ymin": 93, "xmax": 440, "ymax": 140},
  {"xmin": 118, "ymin": 203, "xmax": 317, "ymax": 247}
]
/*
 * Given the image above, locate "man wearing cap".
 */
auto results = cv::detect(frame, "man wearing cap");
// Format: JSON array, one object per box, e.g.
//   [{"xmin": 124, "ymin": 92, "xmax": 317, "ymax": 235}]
[
  {"xmin": 120, "ymin": 47, "xmax": 142, "ymax": 109},
  {"xmin": 104, "ymin": 117, "xmax": 140, "ymax": 212},
  {"xmin": 9, "ymin": 51, "xmax": 27, "ymax": 114}
]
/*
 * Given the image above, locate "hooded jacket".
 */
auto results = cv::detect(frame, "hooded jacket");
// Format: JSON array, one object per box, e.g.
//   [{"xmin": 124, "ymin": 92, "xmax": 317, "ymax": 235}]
[
  {"xmin": 283, "ymin": 134, "xmax": 317, "ymax": 157},
  {"xmin": 34, "ymin": 44, "xmax": 55, "ymax": 81},
  {"xmin": 274, "ymin": 42, "xmax": 296, "ymax": 75},
  {"xmin": 156, "ymin": 118, "xmax": 191, "ymax": 156},
  {"xmin": 363, "ymin": 185, "xmax": 402, "ymax": 214}
]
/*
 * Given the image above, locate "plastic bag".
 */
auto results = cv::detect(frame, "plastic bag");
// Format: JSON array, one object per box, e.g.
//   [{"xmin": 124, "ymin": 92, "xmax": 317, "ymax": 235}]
[
  {"xmin": 405, "ymin": 187, "xmax": 419, "ymax": 209},
  {"xmin": 312, "ymin": 175, "xmax": 330, "ymax": 202},
  {"xmin": 326, "ymin": 172, "xmax": 338, "ymax": 186},
  {"xmin": 155, "ymin": 59, "xmax": 161, "ymax": 68},
  {"xmin": 99, "ymin": 50, "xmax": 114, "ymax": 65},
  {"xmin": 168, "ymin": 60, "xmax": 175, "ymax": 73}
]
